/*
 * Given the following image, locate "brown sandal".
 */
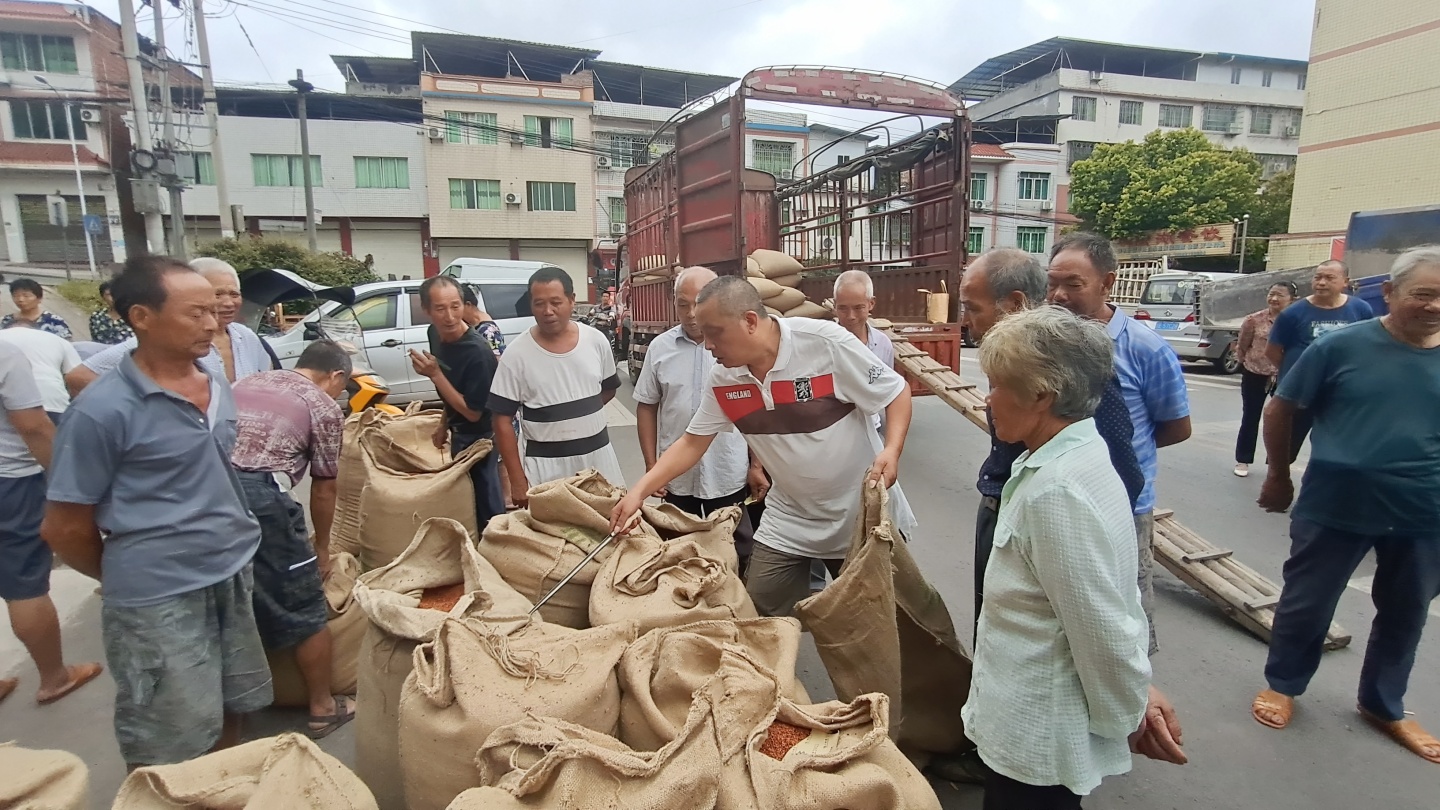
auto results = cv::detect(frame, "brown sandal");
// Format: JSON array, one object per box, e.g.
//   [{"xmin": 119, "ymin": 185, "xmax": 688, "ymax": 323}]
[
  {"xmin": 308, "ymin": 695, "xmax": 356, "ymax": 740},
  {"xmin": 1251, "ymin": 689, "xmax": 1294, "ymax": 729},
  {"xmin": 36, "ymin": 662, "xmax": 104, "ymax": 705},
  {"xmin": 1358, "ymin": 706, "xmax": 1440, "ymax": 764}
]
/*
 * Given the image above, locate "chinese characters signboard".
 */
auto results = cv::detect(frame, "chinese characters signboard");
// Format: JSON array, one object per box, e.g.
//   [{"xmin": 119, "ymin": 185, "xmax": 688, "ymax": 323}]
[{"xmin": 1113, "ymin": 223, "xmax": 1237, "ymax": 260}]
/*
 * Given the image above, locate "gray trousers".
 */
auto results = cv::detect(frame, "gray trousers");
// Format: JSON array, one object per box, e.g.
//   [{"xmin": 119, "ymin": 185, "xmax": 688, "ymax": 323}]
[{"xmin": 747, "ymin": 542, "xmax": 845, "ymax": 618}]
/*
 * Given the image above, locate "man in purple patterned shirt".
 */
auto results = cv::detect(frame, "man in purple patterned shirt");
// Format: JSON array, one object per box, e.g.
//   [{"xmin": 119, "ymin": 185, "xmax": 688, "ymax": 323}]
[{"xmin": 230, "ymin": 339, "xmax": 353, "ymax": 738}]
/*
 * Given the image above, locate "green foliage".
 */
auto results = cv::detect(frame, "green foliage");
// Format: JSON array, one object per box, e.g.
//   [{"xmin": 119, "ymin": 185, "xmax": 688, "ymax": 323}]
[
  {"xmin": 56, "ymin": 279, "xmax": 102, "ymax": 313},
  {"xmin": 1069, "ymin": 129, "xmax": 1264, "ymax": 240},
  {"xmin": 195, "ymin": 235, "xmax": 380, "ymax": 289},
  {"xmin": 1244, "ymin": 169, "xmax": 1294, "ymax": 265}
]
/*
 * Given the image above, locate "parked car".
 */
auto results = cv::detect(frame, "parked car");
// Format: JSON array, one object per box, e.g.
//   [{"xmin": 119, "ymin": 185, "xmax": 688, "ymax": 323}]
[
  {"xmin": 265, "ymin": 277, "xmax": 536, "ymax": 403},
  {"xmin": 441, "ymin": 257, "xmax": 561, "ymax": 284},
  {"xmin": 1136, "ymin": 270, "xmax": 1240, "ymax": 374}
]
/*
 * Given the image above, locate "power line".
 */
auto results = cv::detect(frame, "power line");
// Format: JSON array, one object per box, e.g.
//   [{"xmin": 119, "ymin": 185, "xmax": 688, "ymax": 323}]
[{"xmin": 227, "ymin": 0, "xmax": 410, "ymax": 45}]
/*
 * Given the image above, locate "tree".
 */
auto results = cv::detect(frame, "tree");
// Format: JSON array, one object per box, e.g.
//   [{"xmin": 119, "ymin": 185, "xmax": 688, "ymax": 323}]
[
  {"xmin": 195, "ymin": 235, "xmax": 379, "ymax": 289},
  {"xmin": 1069, "ymin": 129, "xmax": 1264, "ymax": 240},
  {"xmin": 1245, "ymin": 169, "xmax": 1293, "ymax": 265}
]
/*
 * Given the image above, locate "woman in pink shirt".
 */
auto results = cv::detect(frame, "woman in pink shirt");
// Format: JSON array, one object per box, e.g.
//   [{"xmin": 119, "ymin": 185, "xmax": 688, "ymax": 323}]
[{"xmin": 1233, "ymin": 281, "xmax": 1298, "ymax": 477}]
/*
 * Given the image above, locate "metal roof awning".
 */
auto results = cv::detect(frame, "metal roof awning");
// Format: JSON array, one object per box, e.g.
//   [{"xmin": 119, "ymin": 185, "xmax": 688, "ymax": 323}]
[
  {"xmin": 413, "ymin": 32, "xmax": 599, "ymax": 83},
  {"xmin": 952, "ymin": 37, "xmax": 1205, "ymax": 100},
  {"xmin": 588, "ymin": 60, "xmax": 735, "ymax": 107},
  {"xmin": 331, "ymin": 55, "xmax": 420, "ymax": 85}
]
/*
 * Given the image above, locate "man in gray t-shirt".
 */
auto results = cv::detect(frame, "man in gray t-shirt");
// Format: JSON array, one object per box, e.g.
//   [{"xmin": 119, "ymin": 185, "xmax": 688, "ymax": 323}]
[{"xmin": 43, "ymin": 257, "xmax": 272, "ymax": 766}]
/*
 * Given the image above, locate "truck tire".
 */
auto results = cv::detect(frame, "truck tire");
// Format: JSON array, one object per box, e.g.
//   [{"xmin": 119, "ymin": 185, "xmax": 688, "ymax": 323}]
[{"xmin": 1211, "ymin": 343, "xmax": 1240, "ymax": 375}]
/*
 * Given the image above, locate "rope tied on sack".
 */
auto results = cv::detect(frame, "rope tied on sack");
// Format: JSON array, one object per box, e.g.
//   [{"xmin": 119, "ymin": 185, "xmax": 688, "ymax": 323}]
[{"xmin": 476, "ymin": 621, "xmax": 580, "ymax": 685}]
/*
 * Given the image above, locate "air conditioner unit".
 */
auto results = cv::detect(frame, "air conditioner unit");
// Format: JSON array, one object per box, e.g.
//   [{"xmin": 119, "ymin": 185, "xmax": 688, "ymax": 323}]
[
  {"xmin": 509, "ymin": 132, "xmax": 525, "ymax": 145},
  {"xmin": 970, "ymin": 199, "xmax": 986, "ymax": 211},
  {"xmin": 427, "ymin": 126, "xmax": 444, "ymax": 141},
  {"xmin": 595, "ymin": 155, "xmax": 612, "ymax": 169},
  {"xmin": 1088, "ymin": 70, "xmax": 1104, "ymax": 83},
  {"xmin": 503, "ymin": 192, "xmax": 521, "ymax": 205},
  {"xmin": 1226, "ymin": 123, "xmax": 1244, "ymax": 135},
  {"xmin": 1040, "ymin": 200, "xmax": 1054, "ymax": 211},
  {"xmin": 1283, "ymin": 125, "xmax": 1300, "ymax": 137},
  {"xmin": 610, "ymin": 222, "xmax": 627, "ymax": 235},
  {"xmin": 78, "ymin": 107, "xmax": 102, "ymax": 124},
  {"xmin": 778, "ymin": 169, "xmax": 794, "ymax": 180}
]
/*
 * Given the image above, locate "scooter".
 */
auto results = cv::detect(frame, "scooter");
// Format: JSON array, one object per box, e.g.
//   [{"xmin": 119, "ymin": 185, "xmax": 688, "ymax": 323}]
[{"xmin": 240, "ymin": 268, "xmax": 402, "ymax": 416}]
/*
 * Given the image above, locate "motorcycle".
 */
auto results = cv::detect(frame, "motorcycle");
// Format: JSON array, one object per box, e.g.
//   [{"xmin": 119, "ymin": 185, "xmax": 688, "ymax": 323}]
[{"xmin": 240, "ymin": 268, "xmax": 403, "ymax": 416}]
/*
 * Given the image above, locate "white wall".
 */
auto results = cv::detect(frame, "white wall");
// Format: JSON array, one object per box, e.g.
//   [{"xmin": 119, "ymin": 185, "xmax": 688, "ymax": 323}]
[{"xmin": 0, "ymin": 169, "xmax": 123, "ymax": 264}]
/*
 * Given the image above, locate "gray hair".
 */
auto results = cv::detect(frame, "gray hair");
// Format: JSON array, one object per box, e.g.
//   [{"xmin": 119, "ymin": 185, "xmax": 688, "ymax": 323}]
[
  {"xmin": 697, "ymin": 274, "xmax": 768, "ymax": 319},
  {"xmin": 674, "ymin": 265, "xmax": 717, "ymax": 293},
  {"xmin": 976, "ymin": 248, "xmax": 1046, "ymax": 305},
  {"xmin": 979, "ymin": 304, "xmax": 1113, "ymax": 421},
  {"xmin": 190, "ymin": 256, "xmax": 241, "ymax": 286},
  {"xmin": 1391, "ymin": 245, "xmax": 1440, "ymax": 289},
  {"xmin": 1051, "ymin": 231, "xmax": 1117, "ymax": 276},
  {"xmin": 833, "ymin": 269, "xmax": 873, "ymax": 299}
]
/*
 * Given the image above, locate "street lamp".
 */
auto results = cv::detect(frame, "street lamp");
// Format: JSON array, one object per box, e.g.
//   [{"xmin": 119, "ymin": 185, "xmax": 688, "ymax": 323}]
[
  {"xmin": 34, "ymin": 75, "xmax": 98, "ymax": 278},
  {"xmin": 1233, "ymin": 213, "xmax": 1252, "ymax": 274}
]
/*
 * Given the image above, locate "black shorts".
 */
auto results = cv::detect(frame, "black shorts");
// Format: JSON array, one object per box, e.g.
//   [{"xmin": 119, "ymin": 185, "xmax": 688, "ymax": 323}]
[
  {"xmin": 237, "ymin": 471, "xmax": 327, "ymax": 650},
  {"xmin": 0, "ymin": 473, "xmax": 51, "ymax": 601}
]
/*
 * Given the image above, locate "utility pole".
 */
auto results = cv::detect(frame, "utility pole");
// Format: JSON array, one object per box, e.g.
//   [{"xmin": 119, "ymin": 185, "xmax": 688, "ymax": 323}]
[
  {"xmin": 34, "ymin": 77, "xmax": 97, "ymax": 276},
  {"xmin": 118, "ymin": 0, "xmax": 166, "ymax": 254},
  {"xmin": 153, "ymin": 0, "xmax": 186, "ymax": 258},
  {"xmin": 289, "ymin": 70, "xmax": 318, "ymax": 252},
  {"xmin": 191, "ymin": 0, "xmax": 237, "ymax": 238},
  {"xmin": 1234, "ymin": 213, "xmax": 1252, "ymax": 273}
]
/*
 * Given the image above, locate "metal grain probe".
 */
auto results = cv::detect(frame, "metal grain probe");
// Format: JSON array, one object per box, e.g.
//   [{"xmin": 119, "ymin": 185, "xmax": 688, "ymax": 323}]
[{"xmin": 528, "ymin": 529, "xmax": 622, "ymax": 615}]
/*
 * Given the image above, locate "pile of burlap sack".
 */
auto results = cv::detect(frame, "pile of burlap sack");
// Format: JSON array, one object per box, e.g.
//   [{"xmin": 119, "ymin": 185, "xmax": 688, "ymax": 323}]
[{"xmin": 745, "ymin": 249, "xmax": 831, "ymax": 319}]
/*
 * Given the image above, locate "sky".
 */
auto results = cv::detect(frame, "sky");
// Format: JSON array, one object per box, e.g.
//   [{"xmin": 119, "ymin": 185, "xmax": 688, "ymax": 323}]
[{"xmin": 82, "ymin": 0, "xmax": 1317, "ymax": 133}]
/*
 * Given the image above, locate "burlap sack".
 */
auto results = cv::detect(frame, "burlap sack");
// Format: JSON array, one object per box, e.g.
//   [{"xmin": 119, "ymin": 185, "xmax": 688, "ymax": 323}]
[
  {"xmin": 770, "ymin": 273, "xmax": 803, "ymax": 288},
  {"xmin": 767, "ymin": 286, "xmax": 806, "ymax": 311},
  {"xmin": 747, "ymin": 276, "xmax": 784, "ymax": 300},
  {"xmin": 267, "ymin": 551, "xmax": 366, "ymax": 706},
  {"xmin": 112, "ymin": 733, "xmax": 376, "ymax": 810},
  {"xmin": 356, "ymin": 427, "xmax": 490, "ymax": 570},
  {"xmin": 333, "ymin": 404, "xmax": 445, "ymax": 557},
  {"xmin": 639, "ymin": 501, "xmax": 742, "ymax": 572},
  {"xmin": 794, "ymin": 485, "xmax": 973, "ymax": 759},
  {"xmin": 765, "ymin": 306, "xmax": 782, "ymax": 317},
  {"xmin": 750, "ymin": 248, "xmax": 804, "ymax": 279},
  {"xmin": 590, "ymin": 535, "xmax": 756, "ymax": 633},
  {"xmin": 479, "ymin": 470, "xmax": 628, "ymax": 628},
  {"xmin": 617, "ymin": 618, "xmax": 810, "ymax": 751},
  {"xmin": 0, "ymin": 741, "xmax": 87, "ymax": 810},
  {"xmin": 745, "ymin": 257, "xmax": 765, "ymax": 278},
  {"xmin": 784, "ymin": 301, "xmax": 831, "ymax": 319},
  {"xmin": 399, "ymin": 617, "xmax": 638, "ymax": 810},
  {"xmin": 353, "ymin": 518, "xmax": 533, "ymax": 810}
]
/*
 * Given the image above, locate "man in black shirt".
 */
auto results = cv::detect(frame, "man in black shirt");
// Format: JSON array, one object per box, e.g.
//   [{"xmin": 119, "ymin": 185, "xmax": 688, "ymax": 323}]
[{"xmin": 410, "ymin": 276, "xmax": 503, "ymax": 528}]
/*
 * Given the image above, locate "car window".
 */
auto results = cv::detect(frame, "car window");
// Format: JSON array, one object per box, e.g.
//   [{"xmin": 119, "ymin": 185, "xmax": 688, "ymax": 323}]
[
  {"xmin": 1141, "ymin": 280, "xmax": 1198, "ymax": 307},
  {"xmin": 441, "ymin": 265, "xmax": 460, "ymax": 278},
  {"xmin": 408, "ymin": 292, "xmax": 431, "ymax": 326},
  {"xmin": 353, "ymin": 294, "xmax": 397, "ymax": 331},
  {"xmin": 477, "ymin": 283, "xmax": 532, "ymax": 319}
]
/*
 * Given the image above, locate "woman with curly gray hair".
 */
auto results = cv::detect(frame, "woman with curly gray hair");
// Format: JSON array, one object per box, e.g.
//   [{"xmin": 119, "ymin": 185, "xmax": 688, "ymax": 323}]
[{"xmin": 962, "ymin": 304, "xmax": 1152, "ymax": 809}]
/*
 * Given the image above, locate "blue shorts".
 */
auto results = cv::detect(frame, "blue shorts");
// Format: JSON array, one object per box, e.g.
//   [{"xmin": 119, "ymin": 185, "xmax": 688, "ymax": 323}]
[{"xmin": 0, "ymin": 473, "xmax": 51, "ymax": 601}]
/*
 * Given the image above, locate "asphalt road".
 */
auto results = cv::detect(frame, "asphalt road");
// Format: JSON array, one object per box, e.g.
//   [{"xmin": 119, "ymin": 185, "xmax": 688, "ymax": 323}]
[{"xmin": 2, "ymin": 335, "xmax": 1437, "ymax": 808}]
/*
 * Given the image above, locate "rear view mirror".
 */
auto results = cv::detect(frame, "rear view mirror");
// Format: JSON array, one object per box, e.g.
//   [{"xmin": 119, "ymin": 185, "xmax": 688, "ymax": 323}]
[{"xmin": 303, "ymin": 321, "xmax": 322, "ymax": 340}]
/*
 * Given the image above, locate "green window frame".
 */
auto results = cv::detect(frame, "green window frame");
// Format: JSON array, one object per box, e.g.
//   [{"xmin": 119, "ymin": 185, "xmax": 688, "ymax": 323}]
[
  {"xmin": 0, "ymin": 32, "xmax": 78, "ymax": 74},
  {"xmin": 1017, "ymin": 227, "xmax": 1048, "ymax": 254},
  {"xmin": 354, "ymin": 156, "xmax": 409, "ymax": 189},
  {"xmin": 1159, "ymin": 104, "xmax": 1192, "ymax": 128},
  {"xmin": 608, "ymin": 134, "xmax": 649, "ymax": 168},
  {"xmin": 448, "ymin": 179, "xmax": 501, "ymax": 210},
  {"xmin": 444, "ymin": 110, "xmax": 497, "ymax": 145},
  {"xmin": 10, "ymin": 99, "xmax": 84, "ymax": 140},
  {"xmin": 751, "ymin": 140, "xmax": 794, "ymax": 176},
  {"xmin": 527, "ymin": 181, "xmax": 577, "ymax": 212},
  {"xmin": 1119, "ymin": 100, "xmax": 1144, "ymax": 126},
  {"xmin": 522, "ymin": 116, "xmax": 573, "ymax": 148},
  {"xmin": 1071, "ymin": 96, "xmax": 1097, "ymax": 122},
  {"xmin": 181, "ymin": 152, "xmax": 215, "ymax": 185},
  {"xmin": 607, "ymin": 197, "xmax": 626, "ymax": 226},
  {"xmin": 1017, "ymin": 172, "xmax": 1050, "ymax": 201},
  {"xmin": 252, "ymin": 154, "xmax": 322, "ymax": 187},
  {"xmin": 967, "ymin": 227, "xmax": 985, "ymax": 256},
  {"xmin": 970, "ymin": 171, "xmax": 987, "ymax": 201},
  {"xmin": 1250, "ymin": 107, "xmax": 1274, "ymax": 135}
]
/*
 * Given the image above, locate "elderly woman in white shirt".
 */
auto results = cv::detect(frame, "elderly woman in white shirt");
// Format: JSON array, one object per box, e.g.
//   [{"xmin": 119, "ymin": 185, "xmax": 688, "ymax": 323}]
[{"xmin": 963, "ymin": 304, "xmax": 1152, "ymax": 810}]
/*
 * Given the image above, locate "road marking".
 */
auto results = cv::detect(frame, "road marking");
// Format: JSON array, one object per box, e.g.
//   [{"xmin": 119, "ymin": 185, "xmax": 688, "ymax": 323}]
[
  {"xmin": 1186, "ymin": 377, "xmax": 1242, "ymax": 391},
  {"xmin": 605, "ymin": 398, "xmax": 637, "ymax": 428},
  {"xmin": 1347, "ymin": 575, "xmax": 1440, "ymax": 618}
]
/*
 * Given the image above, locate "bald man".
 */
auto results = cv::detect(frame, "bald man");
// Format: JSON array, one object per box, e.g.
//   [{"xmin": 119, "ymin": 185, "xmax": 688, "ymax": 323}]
[{"xmin": 634, "ymin": 267, "xmax": 765, "ymax": 573}]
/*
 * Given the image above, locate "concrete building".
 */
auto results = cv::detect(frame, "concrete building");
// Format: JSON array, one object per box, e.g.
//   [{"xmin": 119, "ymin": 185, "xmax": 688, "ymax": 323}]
[
  {"xmin": 952, "ymin": 37, "xmax": 1308, "ymax": 212},
  {"xmin": 967, "ymin": 142, "xmax": 1064, "ymax": 258},
  {"xmin": 1268, "ymin": 2, "xmax": 1440, "ymax": 269}
]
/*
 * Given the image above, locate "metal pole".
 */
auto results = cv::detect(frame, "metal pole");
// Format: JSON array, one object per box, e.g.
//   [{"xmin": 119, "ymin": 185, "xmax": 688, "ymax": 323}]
[
  {"xmin": 289, "ymin": 70, "xmax": 318, "ymax": 252},
  {"xmin": 118, "ymin": 0, "xmax": 166, "ymax": 254},
  {"xmin": 192, "ymin": 0, "xmax": 235, "ymax": 239},
  {"xmin": 37, "ymin": 78, "xmax": 98, "ymax": 276},
  {"xmin": 154, "ymin": 0, "xmax": 186, "ymax": 258}
]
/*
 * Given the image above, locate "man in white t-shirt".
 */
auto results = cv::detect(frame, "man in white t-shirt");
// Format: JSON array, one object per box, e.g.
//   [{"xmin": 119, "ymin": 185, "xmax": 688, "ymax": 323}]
[
  {"xmin": 612, "ymin": 275, "xmax": 913, "ymax": 617},
  {"xmin": 489, "ymin": 267, "xmax": 625, "ymax": 504},
  {"xmin": 0, "ymin": 322, "xmax": 81, "ymax": 422}
]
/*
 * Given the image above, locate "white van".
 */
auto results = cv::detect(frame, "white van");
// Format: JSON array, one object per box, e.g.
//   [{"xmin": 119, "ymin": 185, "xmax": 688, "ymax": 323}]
[
  {"xmin": 1136, "ymin": 271, "xmax": 1240, "ymax": 373},
  {"xmin": 441, "ymin": 257, "xmax": 559, "ymax": 283}
]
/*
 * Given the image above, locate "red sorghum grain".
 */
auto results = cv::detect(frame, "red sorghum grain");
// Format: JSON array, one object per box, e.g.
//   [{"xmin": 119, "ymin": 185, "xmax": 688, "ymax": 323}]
[
  {"xmin": 758, "ymin": 721, "xmax": 810, "ymax": 760},
  {"xmin": 417, "ymin": 582, "xmax": 465, "ymax": 612}
]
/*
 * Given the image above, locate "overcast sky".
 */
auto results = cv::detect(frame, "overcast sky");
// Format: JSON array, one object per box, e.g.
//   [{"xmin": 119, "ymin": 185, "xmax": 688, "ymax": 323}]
[{"xmin": 85, "ymin": 0, "xmax": 1316, "ymax": 132}]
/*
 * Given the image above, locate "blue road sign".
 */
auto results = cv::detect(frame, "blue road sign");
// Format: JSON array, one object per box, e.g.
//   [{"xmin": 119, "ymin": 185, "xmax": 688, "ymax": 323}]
[{"xmin": 83, "ymin": 214, "xmax": 104, "ymax": 235}]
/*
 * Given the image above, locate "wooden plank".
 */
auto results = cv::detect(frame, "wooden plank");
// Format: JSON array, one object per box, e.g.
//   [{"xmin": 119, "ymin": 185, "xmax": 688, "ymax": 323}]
[{"xmin": 1182, "ymin": 548, "xmax": 1234, "ymax": 563}]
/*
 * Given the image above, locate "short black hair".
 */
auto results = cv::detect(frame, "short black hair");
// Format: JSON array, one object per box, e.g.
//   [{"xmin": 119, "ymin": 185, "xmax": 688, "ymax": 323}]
[
  {"xmin": 296, "ymin": 339, "xmax": 353, "ymax": 376},
  {"xmin": 8, "ymin": 278, "xmax": 43, "ymax": 298},
  {"xmin": 98, "ymin": 280, "xmax": 113, "ymax": 297},
  {"xmin": 110, "ymin": 255, "xmax": 198, "ymax": 328},
  {"xmin": 1050, "ymin": 231, "xmax": 1118, "ymax": 276},
  {"xmin": 418, "ymin": 275, "xmax": 464, "ymax": 309},
  {"xmin": 528, "ymin": 266, "xmax": 574, "ymax": 298},
  {"xmin": 1317, "ymin": 259, "xmax": 1349, "ymax": 278},
  {"xmin": 461, "ymin": 284, "xmax": 479, "ymax": 308}
]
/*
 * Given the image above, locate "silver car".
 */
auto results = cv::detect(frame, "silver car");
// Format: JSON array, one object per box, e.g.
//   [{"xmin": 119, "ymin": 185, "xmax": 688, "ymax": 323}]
[{"xmin": 1135, "ymin": 271, "xmax": 1240, "ymax": 374}]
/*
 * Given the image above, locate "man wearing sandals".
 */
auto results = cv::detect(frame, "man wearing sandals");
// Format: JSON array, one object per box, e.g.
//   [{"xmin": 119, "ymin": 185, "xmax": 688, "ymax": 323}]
[
  {"xmin": 1254, "ymin": 246, "xmax": 1440, "ymax": 765},
  {"xmin": 230, "ymin": 339, "xmax": 356, "ymax": 738}
]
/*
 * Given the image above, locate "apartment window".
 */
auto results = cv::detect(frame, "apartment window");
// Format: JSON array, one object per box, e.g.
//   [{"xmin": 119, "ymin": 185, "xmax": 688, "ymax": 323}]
[
  {"xmin": 969, "ymin": 171, "xmax": 987, "ymax": 201},
  {"xmin": 444, "ymin": 110, "xmax": 497, "ymax": 145},
  {"xmin": 1119, "ymin": 100, "xmax": 1144, "ymax": 126},
  {"xmin": 870, "ymin": 210, "xmax": 910, "ymax": 247},
  {"xmin": 751, "ymin": 140, "xmax": 795, "ymax": 177},
  {"xmin": 9, "ymin": 99, "xmax": 84, "ymax": 140},
  {"xmin": 1257, "ymin": 153, "xmax": 1297, "ymax": 178},
  {"xmin": 1016, "ymin": 227, "xmax": 1048, "ymax": 254},
  {"xmin": 1067, "ymin": 141, "xmax": 1097, "ymax": 168},
  {"xmin": 354, "ymin": 157, "xmax": 409, "ymax": 189},
  {"xmin": 252, "ymin": 154, "xmax": 322, "ymax": 187},
  {"xmin": 608, "ymin": 134, "xmax": 649, "ymax": 168},
  {"xmin": 527, "ymin": 181, "xmax": 576, "ymax": 212},
  {"xmin": 1202, "ymin": 104, "xmax": 1240, "ymax": 132},
  {"xmin": 1071, "ymin": 96, "xmax": 1097, "ymax": 122},
  {"xmin": 1298, "ymin": 72, "xmax": 1307, "ymax": 90},
  {"xmin": 1230, "ymin": 67, "xmax": 1243, "ymax": 84},
  {"xmin": 448, "ymin": 179, "xmax": 501, "ymax": 210},
  {"xmin": 1286, "ymin": 110, "xmax": 1302, "ymax": 136},
  {"xmin": 1262, "ymin": 70, "xmax": 1273, "ymax": 88},
  {"xmin": 0, "ymin": 32, "xmax": 78, "ymax": 74},
  {"xmin": 523, "ymin": 116, "xmax": 573, "ymax": 149},
  {"xmin": 967, "ymin": 227, "xmax": 985, "ymax": 256},
  {"xmin": 1017, "ymin": 172, "xmax": 1050, "ymax": 201},
  {"xmin": 1159, "ymin": 104, "xmax": 1193, "ymax": 128},
  {"xmin": 1250, "ymin": 107, "xmax": 1275, "ymax": 135},
  {"xmin": 607, "ymin": 197, "xmax": 626, "ymax": 226},
  {"xmin": 178, "ymin": 152, "xmax": 215, "ymax": 185}
]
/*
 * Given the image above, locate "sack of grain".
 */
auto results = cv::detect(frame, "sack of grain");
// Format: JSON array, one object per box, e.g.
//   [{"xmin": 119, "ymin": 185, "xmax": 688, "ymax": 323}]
[
  {"xmin": 616, "ymin": 618, "xmax": 809, "ymax": 751},
  {"xmin": 353, "ymin": 518, "xmax": 532, "ymax": 810},
  {"xmin": 767, "ymin": 286, "xmax": 807, "ymax": 312},
  {"xmin": 794, "ymin": 486, "xmax": 973, "ymax": 761},
  {"xmin": 267, "ymin": 551, "xmax": 366, "ymax": 706},
  {"xmin": 113, "ymin": 733, "xmax": 376, "ymax": 810},
  {"xmin": 589, "ymin": 534, "xmax": 756, "ymax": 633},
  {"xmin": 750, "ymin": 249, "xmax": 804, "ymax": 279},
  {"xmin": 479, "ymin": 470, "xmax": 629, "ymax": 628},
  {"xmin": 356, "ymin": 427, "xmax": 490, "ymax": 571},
  {"xmin": 0, "ymin": 742, "xmax": 87, "ymax": 810},
  {"xmin": 770, "ymin": 273, "xmax": 803, "ymax": 289},
  {"xmin": 334, "ymin": 404, "xmax": 445, "ymax": 557},
  {"xmin": 745, "ymin": 257, "xmax": 765, "ymax": 278},
  {"xmin": 398, "ymin": 618, "xmax": 637, "ymax": 810},
  {"xmin": 765, "ymin": 306, "xmax": 783, "ymax": 317},
  {"xmin": 638, "ymin": 501, "xmax": 741, "ymax": 572},
  {"xmin": 746, "ymin": 276, "xmax": 784, "ymax": 300},
  {"xmin": 784, "ymin": 301, "xmax": 831, "ymax": 319}
]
